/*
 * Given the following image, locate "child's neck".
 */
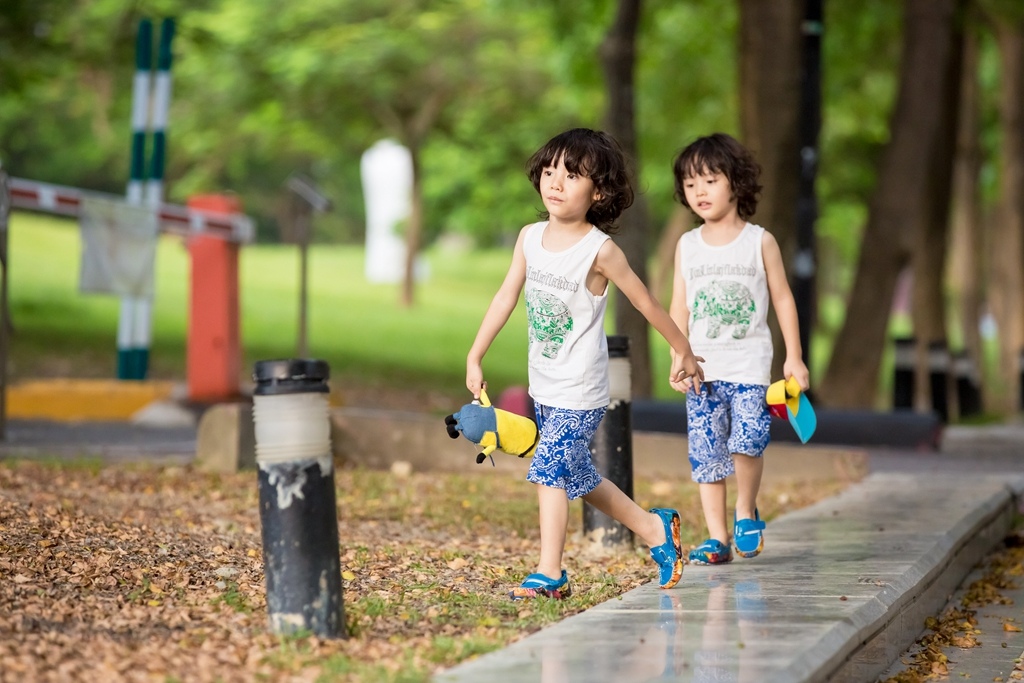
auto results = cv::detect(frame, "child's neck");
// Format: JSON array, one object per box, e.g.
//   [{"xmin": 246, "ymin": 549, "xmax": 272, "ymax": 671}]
[
  {"xmin": 547, "ymin": 215, "xmax": 591, "ymax": 232},
  {"xmin": 699, "ymin": 213, "xmax": 746, "ymax": 246},
  {"xmin": 701, "ymin": 213, "xmax": 746, "ymax": 233},
  {"xmin": 543, "ymin": 216, "xmax": 592, "ymax": 251}
]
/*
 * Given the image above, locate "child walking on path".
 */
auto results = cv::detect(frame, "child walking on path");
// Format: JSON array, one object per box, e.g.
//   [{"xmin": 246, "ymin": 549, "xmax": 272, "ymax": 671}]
[
  {"xmin": 668, "ymin": 132, "xmax": 810, "ymax": 566},
  {"xmin": 465, "ymin": 128, "xmax": 705, "ymax": 599}
]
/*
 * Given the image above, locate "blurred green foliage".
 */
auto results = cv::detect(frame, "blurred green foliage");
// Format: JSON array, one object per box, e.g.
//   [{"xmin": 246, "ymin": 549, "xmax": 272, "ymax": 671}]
[
  {"xmin": 0, "ymin": 1, "xmax": 1007, "ymax": 292},
  {"xmin": 8, "ymin": 212, "xmax": 531, "ymax": 398}
]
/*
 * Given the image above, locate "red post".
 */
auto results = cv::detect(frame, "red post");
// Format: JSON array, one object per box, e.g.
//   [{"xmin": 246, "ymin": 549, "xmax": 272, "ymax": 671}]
[{"xmin": 187, "ymin": 194, "xmax": 242, "ymax": 402}]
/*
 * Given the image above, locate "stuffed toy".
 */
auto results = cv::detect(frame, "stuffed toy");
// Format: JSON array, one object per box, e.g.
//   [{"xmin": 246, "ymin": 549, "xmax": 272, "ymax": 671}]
[
  {"xmin": 766, "ymin": 377, "xmax": 817, "ymax": 444},
  {"xmin": 444, "ymin": 385, "xmax": 539, "ymax": 465}
]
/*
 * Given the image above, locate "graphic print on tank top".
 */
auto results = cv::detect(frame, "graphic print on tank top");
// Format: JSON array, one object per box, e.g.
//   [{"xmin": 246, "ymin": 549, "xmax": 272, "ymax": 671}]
[
  {"xmin": 526, "ymin": 289, "xmax": 574, "ymax": 359},
  {"xmin": 691, "ymin": 279, "xmax": 756, "ymax": 339}
]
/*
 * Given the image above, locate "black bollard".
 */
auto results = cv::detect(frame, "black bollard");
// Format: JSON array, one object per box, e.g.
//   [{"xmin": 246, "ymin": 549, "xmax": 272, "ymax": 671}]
[
  {"xmin": 584, "ymin": 335, "xmax": 634, "ymax": 548},
  {"xmin": 1019, "ymin": 350, "xmax": 1024, "ymax": 413},
  {"xmin": 953, "ymin": 351, "xmax": 982, "ymax": 419},
  {"xmin": 928, "ymin": 340, "xmax": 950, "ymax": 422},
  {"xmin": 892, "ymin": 337, "xmax": 914, "ymax": 410},
  {"xmin": 252, "ymin": 359, "xmax": 345, "ymax": 638}
]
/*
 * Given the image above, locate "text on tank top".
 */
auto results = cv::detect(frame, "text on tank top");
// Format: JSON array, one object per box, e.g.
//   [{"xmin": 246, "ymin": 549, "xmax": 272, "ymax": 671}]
[{"xmin": 523, "ymin": 221, "xmax": 612, "ymax": 410}]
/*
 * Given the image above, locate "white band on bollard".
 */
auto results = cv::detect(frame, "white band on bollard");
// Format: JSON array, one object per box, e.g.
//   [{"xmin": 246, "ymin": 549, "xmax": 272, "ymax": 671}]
[
  {"xmin": 608, "ymin": 356, "xmax": 632, "ymax": 402},
  {"xmin": 252, "ymin": 393, "xmax": 332, "ymax": 470}
]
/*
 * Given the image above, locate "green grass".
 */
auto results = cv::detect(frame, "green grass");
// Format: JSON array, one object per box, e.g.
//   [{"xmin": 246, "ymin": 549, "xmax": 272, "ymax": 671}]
[
  {"xmin": 5, "ymin": 210, "xmax": 890, "ymax": 406},
  {"xmin": 8, "ymin": 212, "xmax": 531, "ymax": 399},
  {"xmin": 10, "ymin": 210, "xmax": 706, "ymax": 403}
]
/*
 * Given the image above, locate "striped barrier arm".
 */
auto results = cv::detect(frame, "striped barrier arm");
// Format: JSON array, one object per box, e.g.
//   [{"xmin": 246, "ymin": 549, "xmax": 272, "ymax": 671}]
[{"xmin": 8, "ymin": 177, "xmax": 255, "ymax": 243}]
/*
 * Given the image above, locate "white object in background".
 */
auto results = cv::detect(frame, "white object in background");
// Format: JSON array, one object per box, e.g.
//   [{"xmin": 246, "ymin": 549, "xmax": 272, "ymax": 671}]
[
  {"xmin": 360, "ymin": 139, "xmax": 428, "ymax": 283},
  {"xmin": 79, "ymin": 194, "xmax": 159, "ymax": 297}
]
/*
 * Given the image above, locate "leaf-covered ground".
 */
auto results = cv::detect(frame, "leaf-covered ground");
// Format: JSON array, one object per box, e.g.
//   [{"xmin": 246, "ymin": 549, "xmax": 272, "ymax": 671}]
[
  {"xmin": 880, "ymin": 531, "xmax": 1024, "ymax": 683},
  {"xmin": 0, "ymin": 458, "xmax": 848, "ymax": 683}
]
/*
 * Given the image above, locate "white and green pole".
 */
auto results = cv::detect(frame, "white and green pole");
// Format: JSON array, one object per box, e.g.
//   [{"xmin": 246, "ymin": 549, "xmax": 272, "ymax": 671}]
[
  {"xmin": 146, "ymin": 18, "xmax": 174, "ymax": 208},
  {"xmin": 118, "ymin": 18, "xmax": 153, "ymax": 379},
  {"xmin": 129, "ymin": 18, "xmax": 175, "ymax": 379}
]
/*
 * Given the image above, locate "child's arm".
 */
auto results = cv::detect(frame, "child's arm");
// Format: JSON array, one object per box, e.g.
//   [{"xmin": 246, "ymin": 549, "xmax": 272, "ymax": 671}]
[
  {"xmin": 667, "ymin": 238, "xmax": 693, "ymax": 394},
  {"xmin": 594, "ymin": 240, "xmax": 704, "ymax": 390},
  {"xmin": 466, "ymin": 226, "xmax": 529, "ymax": 397},
  {"xmin": 762, "ymin": 231, "xmax": 810, "ymax": 391}
]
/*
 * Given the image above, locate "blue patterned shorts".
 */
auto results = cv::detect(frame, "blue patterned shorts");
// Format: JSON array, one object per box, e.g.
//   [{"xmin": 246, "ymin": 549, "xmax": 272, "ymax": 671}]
[
  {"xmin": 686, "ymin": 382, "xmax": 770, "ymax": 484},
  {"xmin": 526, "ymin": 404, "xmax": 606, "ymax": 500}
]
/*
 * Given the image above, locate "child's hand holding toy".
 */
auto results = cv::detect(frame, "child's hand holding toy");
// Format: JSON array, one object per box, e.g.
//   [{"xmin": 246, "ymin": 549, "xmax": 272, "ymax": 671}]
[
  {"xmin": 766, "ymin": 377, "xmax": 817, "ymax": 444},
  {"xmin": 444, "ymin": 383, "xmax": 539, "ymax": 465}
]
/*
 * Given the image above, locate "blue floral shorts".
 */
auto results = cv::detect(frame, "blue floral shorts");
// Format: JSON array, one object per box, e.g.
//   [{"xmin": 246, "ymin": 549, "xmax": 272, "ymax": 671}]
[
  {"xmin": 526, "ymin": 404, "xmax": 606, "ymax": 500},
  {"xmin": 686, "ymin": 382, "xmax": 771, "ymax": 484}
]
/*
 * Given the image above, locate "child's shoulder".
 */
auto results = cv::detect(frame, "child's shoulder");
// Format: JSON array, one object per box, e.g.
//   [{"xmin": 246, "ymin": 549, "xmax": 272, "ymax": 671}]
[
  {"xmin": 749, "ymin": 223, "xmax": 778, "ymax": 245},
  {"xmin": 676, "ymin": 225, "xmax": 703, "ymax": 247},
  {"xmin": 518, "ymin": 221, "xmax": 545, "ymax": 237}
]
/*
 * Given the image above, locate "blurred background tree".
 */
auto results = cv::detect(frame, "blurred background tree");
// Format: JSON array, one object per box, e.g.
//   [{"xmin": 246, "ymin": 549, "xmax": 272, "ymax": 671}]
[{"xmin": 2, "ymin": 0, "xmax": 1022, "ymax": 414}]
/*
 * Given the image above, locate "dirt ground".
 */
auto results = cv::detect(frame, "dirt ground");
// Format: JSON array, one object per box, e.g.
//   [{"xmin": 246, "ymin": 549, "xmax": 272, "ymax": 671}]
[{"xmin": 0, "ymin": 432, "xmax": 851, "ymax": 682}]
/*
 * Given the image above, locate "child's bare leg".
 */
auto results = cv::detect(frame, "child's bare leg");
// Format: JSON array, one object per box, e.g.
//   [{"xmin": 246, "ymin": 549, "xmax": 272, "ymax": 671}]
[
  {"xmin": 699, "ymin": 480, "xmax": 729, "ymax": 543},
  {"xmin": 536, "ymin": 484, "xmax": 569, "ymax": 578},
  {"xmin": 733, "ymin": 454, "xmax": 764, "ymax": 520},
  {"xmin": 582, "ymin": 479, "xmax": 664, "ymax": 548}
]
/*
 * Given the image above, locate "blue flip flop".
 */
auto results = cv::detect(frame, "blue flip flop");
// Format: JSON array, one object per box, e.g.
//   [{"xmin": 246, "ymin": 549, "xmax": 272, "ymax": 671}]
[{"xmin": 508, "ymin": 570, "xmax": 571, "ymax": 600}]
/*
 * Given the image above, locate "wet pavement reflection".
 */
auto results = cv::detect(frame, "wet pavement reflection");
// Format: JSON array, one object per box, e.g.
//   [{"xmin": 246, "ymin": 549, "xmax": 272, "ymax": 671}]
[{"xmin": 436, "ymin": 469, "xmax": 1024, "ymax": 683}]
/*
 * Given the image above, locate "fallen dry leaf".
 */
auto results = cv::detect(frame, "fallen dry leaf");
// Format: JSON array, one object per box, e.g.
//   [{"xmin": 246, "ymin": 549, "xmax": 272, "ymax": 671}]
[{"xmin": 0, "ymin": 457, "xmax": 851, "ymax": 683}]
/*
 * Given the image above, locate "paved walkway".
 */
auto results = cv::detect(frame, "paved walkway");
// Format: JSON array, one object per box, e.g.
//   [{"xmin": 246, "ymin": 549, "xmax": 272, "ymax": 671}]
[
  {"xmin": 0, "ymin": 418, "xmax": 195, "ymax": 464},
  {"xmin": 437, "ymin": 444, "xmax": 1024, "ymax": 683}
]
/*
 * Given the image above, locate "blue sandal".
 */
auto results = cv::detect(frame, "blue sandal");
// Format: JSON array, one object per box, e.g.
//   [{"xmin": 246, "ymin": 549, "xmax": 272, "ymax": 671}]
[
  {"xmin": 509, "ymin": 570, "xmax": 571, "ymax": 600},
  {"xmin": 733, "ymin": 509, "xmax": 766, "ymax": 558},
  {"xmin": 649, "ymin": 508, "xmax": 684, "ymax": 589},
  {"xmin": 688, "ymin": 538, "xmax": 732, "ymax": 565}
]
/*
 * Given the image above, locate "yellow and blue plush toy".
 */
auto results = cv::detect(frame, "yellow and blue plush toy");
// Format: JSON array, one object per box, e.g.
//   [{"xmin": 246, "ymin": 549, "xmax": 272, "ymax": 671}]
[
  {"xmin": 766, "ymin": 377, "xmax": 817, "ymax": 444},
  {"xmin": 444, "ymin": 385, "xmax": 539, "ymax": 465}
]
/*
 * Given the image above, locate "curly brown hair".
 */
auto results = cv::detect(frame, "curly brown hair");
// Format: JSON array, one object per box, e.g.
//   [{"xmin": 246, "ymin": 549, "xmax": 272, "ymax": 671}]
[
  {"xmin": 672, "ymin": 133, "xmax": 762, "ymax": 221},
  {"xmin": 526, "ymin": 128, "xmax": 634, "ymax": 234}
]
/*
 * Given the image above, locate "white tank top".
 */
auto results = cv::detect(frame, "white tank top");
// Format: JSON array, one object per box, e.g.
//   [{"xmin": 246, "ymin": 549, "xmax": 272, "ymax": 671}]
[
  {"xmin": 677, "ymin": 223, "xmax": 773, "ymax": 385},
  {"xmin": 523, "ymin": 221, "xmax": 611, "ymax": 410}
]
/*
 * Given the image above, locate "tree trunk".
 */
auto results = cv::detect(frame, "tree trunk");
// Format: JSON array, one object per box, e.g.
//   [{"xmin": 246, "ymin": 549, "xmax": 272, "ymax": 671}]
[
  {"xmin": 818, "ymin": 0, "xmax": 963, "ymax": 408},
  {"xmin": 737, "ymin": 0, "xmax": 803, "ymax": 381},
  {"xmin": 909, "ymin": 1, "xmax": 963, "ymax": 417},
  {"xmin": 401, "ymin": 145, "xmax": 423, "ymax": 308},
  {"xmin": 947, "ymin": 19, "xmax": 985, "ymax": 418},
  {"xmin": 396, "ymin": 90, "xmax": 446, "ymax": 309},
  {"xmin": 600, "ymin": 0, "xmax": 653, "ymax": 397},
  {"xmin": 651, "ymin": 205, "xmax": 690, "ymax": 304},
  {"xmin": 989, "ymin": 19, "xmax": 1024, "ymax": 415}
]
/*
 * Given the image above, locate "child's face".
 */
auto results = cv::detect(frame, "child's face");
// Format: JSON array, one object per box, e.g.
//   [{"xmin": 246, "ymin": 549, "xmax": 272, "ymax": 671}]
[
  {"xmin": 539, "ymin": 154, "xmax": 601, "ymax": 225},
  {"xmin": 682, "ymin": 167, "xmax": 737, "ymax": 224}
]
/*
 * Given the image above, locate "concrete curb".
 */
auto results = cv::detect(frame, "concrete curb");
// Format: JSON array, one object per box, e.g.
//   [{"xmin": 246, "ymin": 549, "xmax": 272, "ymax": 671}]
[
  {"xmin": 775, "ymin": 473, "xmax": 1023, "ymax": 683},
  {"xmin": 435, "ymin": 472, "xmax": 1024, "ymax": 683}
]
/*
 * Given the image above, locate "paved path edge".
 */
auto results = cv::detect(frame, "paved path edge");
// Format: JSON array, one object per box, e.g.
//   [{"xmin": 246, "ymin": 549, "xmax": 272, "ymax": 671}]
[{"xmin": 808, "ymin": 474, "xmax": 1024, "ymax": 683}]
